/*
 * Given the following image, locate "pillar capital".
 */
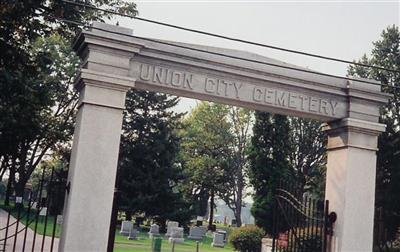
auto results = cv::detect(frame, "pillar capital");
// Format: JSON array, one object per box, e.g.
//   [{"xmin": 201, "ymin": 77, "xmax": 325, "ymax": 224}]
[
  {"xmin": 322, "ymin": 118, "xmax": 386, "ymax": 151},
  {"xmin": 74, "ymin": 69, "xmax": 135, "ymax": 110}
]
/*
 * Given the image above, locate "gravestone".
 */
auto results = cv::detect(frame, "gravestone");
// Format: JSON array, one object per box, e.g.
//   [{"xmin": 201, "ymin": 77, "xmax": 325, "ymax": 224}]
[
  {"xmin": 148, "ymin": 224, "xmax": 160, "ymax": 238},
  {"xmin": 168, "ymin": 227, "xmax": 184, "ymax": 244},
  {"xmin": 120, "ymin": 221, "xmax": 133, "ymax": 236},
  {"xmin": 216, "ymin": 229, "xmax": 228, "ymax": 243},
  {"xmin": 212, "ymin": 232, "xmax": 225, "ymax": 248},
  {"xmin": 165, "ymin": 221, "xmax": 179, "ymax": 237},
  {"xmin": 39, "ymin": 207, "xmax": 47, "ymax": 216},
  {"xmin": 188, "ymin": 226, "xmax": 205, "ymax": 240},
  {"xmin": 262, "ymin": 237, "xmax": 273, "ymax": 252},
  {"xmin": 56, "ymin": 215, "xmax": 63, "ymax": 225},
  {"xmin": 128, "ymin": 227, "xmax": 138, "ymax": 240}
]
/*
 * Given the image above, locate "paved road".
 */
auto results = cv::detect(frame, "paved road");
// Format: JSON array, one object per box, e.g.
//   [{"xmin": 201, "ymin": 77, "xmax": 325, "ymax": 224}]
[{"xmin": 0, "ymin": 209, "xmax": 59, "ymax": 251}]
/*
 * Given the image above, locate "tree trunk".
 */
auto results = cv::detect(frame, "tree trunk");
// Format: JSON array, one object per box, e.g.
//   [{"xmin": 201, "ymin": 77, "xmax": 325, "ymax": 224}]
[
  {"xmin": 4, "ymin": 169, "xmax": 14, "ymax": 206},
  {"xmin": 208, "ymin": 189, "xmax": 215, "ymax": 230},
  {"xmin": 235, "ymin": 205, "xmax": 242, "ymax": 227}
]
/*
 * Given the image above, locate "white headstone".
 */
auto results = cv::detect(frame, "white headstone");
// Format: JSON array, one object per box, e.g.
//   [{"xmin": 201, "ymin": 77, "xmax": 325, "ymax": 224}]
[
  {"xmin": 262, "ymin": 237, "xmax": 273, "ymax": 252},
  {"xmin": 56, "ymin": 215, "xmax": 63, "ymax": 225},
  {"xmin": 165, "ymin": 221, "xmax": 179, "ymax": 237},
  {"xmin": 39, "ymin": 207, "xmax": 47, "ymax": 216},
  {"xmin": 168, "ymin": 227, "xmax": 184, "ymax": 244},
  {"xmin": 120, "ymin": 221, "xmax": 133, "ymax": 236},
  {"xmin": 148, "ymin": 224, "xmax": 160, "ymax": 238},
  {"xmin": 212, "ymin": 233, "xmax": 225, "ymax": 248}
]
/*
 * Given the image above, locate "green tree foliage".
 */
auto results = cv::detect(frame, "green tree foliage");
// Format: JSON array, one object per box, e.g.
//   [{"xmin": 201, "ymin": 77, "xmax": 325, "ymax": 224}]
[
  {"xmin": 248, "ymin": 112, "xmax": 326, "ymax": 234},
  {"xmin": 348, "ymin": 25, "xmax": 400, "ymax": 240},
  {"xmin": 179, "ymin": 102, "xmax": 233, "ymax": 229},
  {"xmin": 288, "ymin": 117, "xmax": 326, "ymax": 198},
  {"xmin": 248, "ymin": 112, "xmax": 292, "ymax": 233},
  {"xmin": 0, "ymin": 1, "xmax": 137, "ymax": 203},
  {"xmin": 118, "ymin": 90, "xmax": 190, "ymax": 229},
  {"xmin": 218, "ymin": 107, "xmax": 253, "ymax": 227}
]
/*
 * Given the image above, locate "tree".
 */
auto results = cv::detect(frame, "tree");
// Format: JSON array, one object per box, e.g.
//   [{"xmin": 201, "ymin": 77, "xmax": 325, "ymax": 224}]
[
  {"xmin": 348, "ymin": 25, "xmax": 400, "ymax": 241},
  {"xmin": 118, "ymin": 90, "xmax": 189, "ymax": 230},
  {"xmin": 288, "ymin": 117, "xmax": 327, "ymax": 198},
  {"xmin": 218, "ymin": 107, "xmax": 253, "ymax": 227},
  {"xmin": 0, "ymin": 1, "xmax": 138, "ymax": 204},
  {"xmin": 179, "ymin": 102, "xmax": 233, "ymax": 229},
  {"xmin": 248, "ymin": 112, "xmax": 292, "ymax": 233},
  {"xmin": 248, "ymin": 112, "xmax": 327, "ymax": 233}
]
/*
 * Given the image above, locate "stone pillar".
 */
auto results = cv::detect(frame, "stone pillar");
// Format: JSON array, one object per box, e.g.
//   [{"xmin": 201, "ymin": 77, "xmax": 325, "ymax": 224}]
[
  {"xmin": 324, "ymin": 118, "xmax": 385, "ymax": 252},
  {"xmin": 58, "ymin": 71, "xmax": 130, "ymax": 252}
]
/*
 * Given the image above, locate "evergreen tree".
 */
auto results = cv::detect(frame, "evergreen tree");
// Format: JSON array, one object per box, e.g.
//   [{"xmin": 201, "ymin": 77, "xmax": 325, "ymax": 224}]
[
  {"xmin": 118, "ymin": 90, "xmax": 190, "ymax": 230},
  {"xmin": 348, "ymin": 25, "xmax": 400, "ymax": 240},
  {"xmin": 248, "ymin": 112, "xmax": 292, "ymax": 233}
]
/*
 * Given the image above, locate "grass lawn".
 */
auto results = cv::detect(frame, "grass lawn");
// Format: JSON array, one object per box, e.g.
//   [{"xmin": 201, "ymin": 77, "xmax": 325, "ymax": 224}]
[
  {"xmin": 113, "ymin": 230, "xmax": 235, "ymax": 252},
  {"xmin": 2, "ymin": 201, "xmax": 235, "ymax": 251}
]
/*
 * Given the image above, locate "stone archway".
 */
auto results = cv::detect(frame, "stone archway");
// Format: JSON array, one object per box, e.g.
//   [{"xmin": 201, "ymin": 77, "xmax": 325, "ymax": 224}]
[{"xmin": 59, "ymin": 22, "xmax": 390, "ymax": 252}]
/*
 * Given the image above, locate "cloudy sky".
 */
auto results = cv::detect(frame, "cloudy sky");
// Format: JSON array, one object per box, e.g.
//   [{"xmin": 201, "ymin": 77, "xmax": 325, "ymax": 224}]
[{"xmin": 115, "ymin": 0, "xmax": 399, "ymax": 112}]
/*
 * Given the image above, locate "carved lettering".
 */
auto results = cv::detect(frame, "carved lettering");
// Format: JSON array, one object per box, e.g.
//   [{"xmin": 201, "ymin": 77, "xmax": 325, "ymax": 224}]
[
  {"xmin": 309, "ymin": 97, "xmax": 319, "ymax": 112},
  {"xmin": 288, "ymin": 93, "xmax": 297, "ymax": 109},
  {"xmin": 205, "ymin": 78, "xmax": 216, "ymax": 93},
  {"xmin": 330, "ymin": 100, "xmax": 338, "ymax": 115},
  {"xmin": 140, "ymin": 64, "xmax": 151, "ymax": 81},
  {"xmin": 137, "ymin": 63, "xmax": 342, "ymax": 118},
  {"xmin": 265, "ymin": 89, "xmax": 275, "ymax": 104},
  {"xmin": 276, "ymin": 91, "xmax": 288, "ymax": 107},
  {"xmin": 233, "ymin": 82, "xmax": 242, "ymax": 99},
  {"xmin": 253, "ymin": 87, "xmax": 263, "ymax": 102}
]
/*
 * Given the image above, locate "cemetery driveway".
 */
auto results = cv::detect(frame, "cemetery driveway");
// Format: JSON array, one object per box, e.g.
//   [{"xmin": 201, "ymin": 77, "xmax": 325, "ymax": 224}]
[{"xmin": 0, "ymin": 209, "xmax": 59, "ymax": 251}]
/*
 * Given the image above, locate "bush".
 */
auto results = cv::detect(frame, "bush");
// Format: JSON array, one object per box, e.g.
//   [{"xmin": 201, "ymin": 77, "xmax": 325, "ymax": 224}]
[{"xmin": 229, "ymin": 226, "xmax": 264, "ymax": 252}]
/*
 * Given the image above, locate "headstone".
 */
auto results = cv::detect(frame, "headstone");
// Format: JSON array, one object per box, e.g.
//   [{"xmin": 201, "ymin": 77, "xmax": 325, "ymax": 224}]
[
  {"xmin": 212, "ymin": 232, "xmax": 225, "ymax": 248},
  {"xmin": 168, "ymin": 227, "xmax": 184, "ymax": 244},
  {"xmin": 216, "ymin": 229, "xmax": 228, "ymax": 243},
  {"xmin": 262, "ymin": 237, "xmax": 273, "ymax": 252},
  {"xmin": 128, "ymin": 227, "xmax": 138, "ymax": 240},
  {"xmin": 188, "ymin": 226, "xmax": 205, "ymax": 240},
  {"xmin": 39, "ymin": 207, "xmax": 48, "ymax": 216},
  {"xmin": 165, "ymin": 221, "xmax": 179, "ymax": 237},
  {"xmin": 56, "ymin": 215, "xmax": 63, "ymax": 225},
  {"xmin": 148, "ymin": 224, "xmax": 160, "ymax": 238},
  {"xmin": 120, "ymin": 221, "xmax": 133, "ymax": 236},
  {"xmin": 231, "ymin": 219, "xmax": 237, "ymax": 226}
]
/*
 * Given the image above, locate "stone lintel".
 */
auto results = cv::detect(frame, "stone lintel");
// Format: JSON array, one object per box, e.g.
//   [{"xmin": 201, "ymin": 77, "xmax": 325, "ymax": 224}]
[
  {"xmin": 75, "ymin": 69, "xmax": 135, "ymax": 110},
  {"xmin": 323, "ymin": 118, "xmax": 386, "ymax": 151}
]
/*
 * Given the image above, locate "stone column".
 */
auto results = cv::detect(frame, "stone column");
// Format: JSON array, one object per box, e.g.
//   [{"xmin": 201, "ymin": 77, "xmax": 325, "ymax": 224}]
[
  {"xmin": 324, "ymin": 118, "xmax": 385, "ymax": 252},
  {"xmin": 58, "ymin": 71, "xmax": 131, "ymax": 252}
]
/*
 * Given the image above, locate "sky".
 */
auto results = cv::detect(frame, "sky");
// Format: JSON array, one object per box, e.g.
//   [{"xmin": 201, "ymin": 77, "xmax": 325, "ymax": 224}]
[{"xmin": 114, "ymin": 0, "xmax": 399, "ymax": 113}]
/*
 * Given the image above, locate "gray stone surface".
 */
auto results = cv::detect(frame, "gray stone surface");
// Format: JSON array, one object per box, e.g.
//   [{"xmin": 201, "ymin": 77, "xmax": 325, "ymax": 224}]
[
  {"xmin": 188, "ymin": 226, "xmax": 206, "ymax": 240},
  {"xmin": 168, "ymin": 227, "xmax": 184, "ymax": 244},
  {"xmin": 165, "ymin": 221, "xmax": 179, "ymax": 237},
  {"xmin": 212, "ymin": 232, "xmax": 225, "ymax": 248},
  {"xmin": 120, "ymin": 221, "xmax": 133, "ymax": 236},
  {"xmin": 148, "ymin": 223, "xmax": 160, "ymax": 238}
]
